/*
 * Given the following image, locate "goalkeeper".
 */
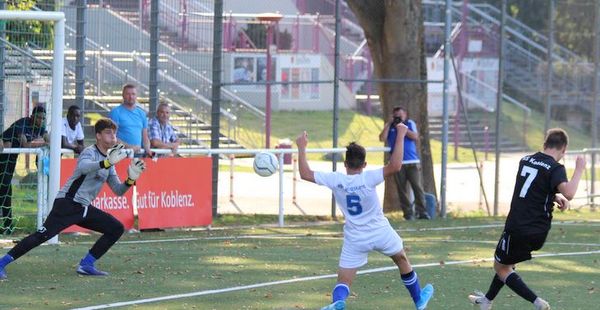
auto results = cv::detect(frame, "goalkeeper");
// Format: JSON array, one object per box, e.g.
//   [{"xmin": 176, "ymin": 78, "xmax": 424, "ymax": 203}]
[{"xmin": 0, "ymin": 118, "xmax": 146, "ymax": 279}]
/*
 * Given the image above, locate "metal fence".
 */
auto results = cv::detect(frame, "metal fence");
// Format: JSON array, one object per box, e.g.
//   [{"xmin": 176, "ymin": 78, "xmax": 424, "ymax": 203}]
[{"xmin": 1, "ymin": 0, "xmax": 600, "ymax": 230}]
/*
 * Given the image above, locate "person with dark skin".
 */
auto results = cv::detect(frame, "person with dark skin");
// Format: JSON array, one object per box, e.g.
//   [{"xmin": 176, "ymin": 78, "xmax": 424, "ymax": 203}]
[
  {"xmin": 0, "ymin": 106, "xmax": 48, "ymax": 234},
  {"xmin": 61, "ymin": 105, "xmax": 85, "ymax": 154}
]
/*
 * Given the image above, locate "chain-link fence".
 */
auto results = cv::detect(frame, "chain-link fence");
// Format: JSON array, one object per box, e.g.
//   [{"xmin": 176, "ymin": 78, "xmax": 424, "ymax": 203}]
[{"xmin": 1, "ymin": 0, "xmax": 600, "ymax": 229}]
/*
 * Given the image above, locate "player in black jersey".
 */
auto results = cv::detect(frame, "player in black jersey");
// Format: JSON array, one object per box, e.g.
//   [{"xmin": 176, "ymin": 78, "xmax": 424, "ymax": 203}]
[{"xmin": 469, "ymin": 128, "xmax": 586, "ymax": 310}]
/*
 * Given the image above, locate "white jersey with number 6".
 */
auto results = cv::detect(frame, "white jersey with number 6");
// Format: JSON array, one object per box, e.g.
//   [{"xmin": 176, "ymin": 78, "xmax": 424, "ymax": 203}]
[{"xmin": 315, "ymin": 168, "xmax": 390, "ymax": 236}]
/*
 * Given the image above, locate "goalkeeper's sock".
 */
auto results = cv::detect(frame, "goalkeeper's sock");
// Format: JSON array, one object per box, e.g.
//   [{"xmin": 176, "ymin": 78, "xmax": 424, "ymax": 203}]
[
  {"xmin": 332, "ymin": 283, "xmax": 350, "ymax": 302},
  {"xmin": 0, "ymin": 254, "xmax": 14, "ymax": 269},
  {"xmin": 504, "ymin": 272, "xmax": 537, "ymax": 303},
  {"xmin": 401, "ymin": 270, "xmax": 422, "ymax": 304},
  {"xmin": 485, "ymin": 274, "xmax": 504, "ymax": 300},
  {"xmin": 80, "ymin": 252, "xmax": 97, "ymax": 267}
]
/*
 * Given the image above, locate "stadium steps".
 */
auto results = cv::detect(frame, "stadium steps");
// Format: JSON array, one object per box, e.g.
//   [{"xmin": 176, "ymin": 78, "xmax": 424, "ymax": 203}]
[
  {"xmin": 57, "ymin": 5, "xmax": 253, "ymax": 151},
  {"xmin": 428, "ymin": 116, "xmax": 526, "ymax": 152},
  {"xmin": 1, "ymin": 18, "xmax": 244, "ymax": 152},
  {"xmin": 66, "ymin": 96, "xmax": 244, "ymax": 150},
  {"xmin": 458, "ymin": 3, "xmax": 592, "ymax": 124}
]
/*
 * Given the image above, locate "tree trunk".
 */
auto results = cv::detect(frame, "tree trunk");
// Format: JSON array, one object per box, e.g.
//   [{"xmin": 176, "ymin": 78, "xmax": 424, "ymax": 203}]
[{"xmin": 346, "ymin": 0, "xmax": 437, "ymax": 212}]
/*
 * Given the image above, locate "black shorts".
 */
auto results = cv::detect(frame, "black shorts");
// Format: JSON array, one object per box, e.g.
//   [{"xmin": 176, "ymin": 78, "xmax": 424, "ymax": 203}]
[
  {"xmin": 494, "ymin": 231, "xmax": 548, "ymax": 265},
  {"xmin": 41, "ymin": 198, "xmax": 122, "ymax": 237}
]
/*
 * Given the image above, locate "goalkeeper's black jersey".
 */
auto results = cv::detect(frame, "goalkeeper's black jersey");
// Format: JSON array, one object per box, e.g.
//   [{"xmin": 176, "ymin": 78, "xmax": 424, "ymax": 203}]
[{"xmin": 504, "ymin": 152, "xmax": 568, "ymax": 235}]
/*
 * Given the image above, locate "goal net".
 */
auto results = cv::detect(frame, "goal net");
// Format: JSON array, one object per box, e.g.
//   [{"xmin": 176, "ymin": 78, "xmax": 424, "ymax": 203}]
[{"xmin": 0, "ymin": 9, "xmax": 64, "ymax": 236}]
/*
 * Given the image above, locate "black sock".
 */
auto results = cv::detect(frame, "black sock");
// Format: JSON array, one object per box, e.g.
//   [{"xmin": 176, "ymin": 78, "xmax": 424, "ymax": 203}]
[
  {"xmin": 504, "ymin": 272, "xmax": 537, "ymax": 303},
  {"xmin": 485, "ymin": 274, "xmax": 504, "ymax": 301}
]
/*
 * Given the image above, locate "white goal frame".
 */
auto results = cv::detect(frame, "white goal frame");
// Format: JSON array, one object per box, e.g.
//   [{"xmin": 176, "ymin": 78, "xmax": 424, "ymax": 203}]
[{"xmin": 0, "ymin": 10, "xmax": 64, "ymax": 236}]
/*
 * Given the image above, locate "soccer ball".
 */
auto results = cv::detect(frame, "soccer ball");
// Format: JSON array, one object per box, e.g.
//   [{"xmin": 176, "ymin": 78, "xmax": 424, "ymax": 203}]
[{"xmin": 253, "ymin": 152, "xmax": 279, "ymax": 177}]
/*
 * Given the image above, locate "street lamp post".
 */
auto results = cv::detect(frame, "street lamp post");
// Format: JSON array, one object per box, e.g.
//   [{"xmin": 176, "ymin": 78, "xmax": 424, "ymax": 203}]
[{"xmin": 257, "ymin": 13, "xmax": 282, "ymax": 148}]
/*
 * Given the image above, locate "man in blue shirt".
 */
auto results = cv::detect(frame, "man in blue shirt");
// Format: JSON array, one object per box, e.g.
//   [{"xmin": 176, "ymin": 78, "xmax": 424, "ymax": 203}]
[
  {"xmin": 109, "ymin": 84, "xmax": 153, "ymax": 157},
  {"xmin": 1, "ymin": 106, "xmax": 48, "ymax": 234},
  {"xmin": 379, "ymin": 106, "xmax": 429, "ymax": 220}
]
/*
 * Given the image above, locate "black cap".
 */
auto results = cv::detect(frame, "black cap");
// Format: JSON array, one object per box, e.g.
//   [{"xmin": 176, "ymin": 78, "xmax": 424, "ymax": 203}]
[{"xmin": 31, "ymin": 105, "xmax": 46, "ymax": 115}]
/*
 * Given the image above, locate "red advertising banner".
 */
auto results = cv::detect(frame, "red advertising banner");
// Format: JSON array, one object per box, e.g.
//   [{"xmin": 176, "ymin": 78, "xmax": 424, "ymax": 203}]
[
  {"xmin": 60, "ymin": 158, "xmax": 135, "ymax": 232},
  {"xmin": 135, "ymin": 156, "xmax": 212, "ymax": 229}
]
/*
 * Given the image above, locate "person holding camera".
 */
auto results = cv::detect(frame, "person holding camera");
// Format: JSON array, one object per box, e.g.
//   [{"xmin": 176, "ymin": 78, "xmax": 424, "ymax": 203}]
[{"xmin": 379, "ymin": 106, "xmax": 430, "ymax": 220}]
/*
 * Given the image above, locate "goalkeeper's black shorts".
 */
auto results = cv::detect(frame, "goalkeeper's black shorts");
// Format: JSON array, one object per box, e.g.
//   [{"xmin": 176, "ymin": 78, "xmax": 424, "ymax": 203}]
[
  {"xmin": 494, "ymin": 231, "xmax": 548, "ymax": 265},
  {"xmin": 40, "ymin": 198, "xmax": 122, "ymax": 237}
]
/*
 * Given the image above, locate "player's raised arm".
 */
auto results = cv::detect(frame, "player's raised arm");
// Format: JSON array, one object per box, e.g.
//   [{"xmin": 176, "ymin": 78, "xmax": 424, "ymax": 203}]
[
  {"xmin": 107, "ymin": 158, "xmax": 146, "ymax": 195},
  {"xmin": 383, "ymin": 123, "xmax": 408, "ymax": 178},
  {"xmin": 296, "ymin": 131, "xmax": 315, "ymax": 183},
  {"xmin": 76, "ymin": 143, "xmax": 127, "ymax": 175},
  {"xmin": 557, "ymin": 155, "xmax": 586, "ymax": 200}
]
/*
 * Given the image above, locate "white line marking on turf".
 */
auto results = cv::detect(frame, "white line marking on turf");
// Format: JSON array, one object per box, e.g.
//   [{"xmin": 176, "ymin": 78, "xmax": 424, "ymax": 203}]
[
  {"xmin": 87, "ymin": 224, "xmax": 508, "ymax": 246},
  {"xmin": 421, "ymin": 239, "xmax": 600, "ymax": 247},
  {"xmin": 66, "ymin": 221, "xmax": 599, "ymax": 246},
  {"xmin": 115, "ymin": 237, "xmax": 600, "ymax": 248},
  {"xmin": 71, "ymin": 249, "xmax": 600, "ymax": 310}
]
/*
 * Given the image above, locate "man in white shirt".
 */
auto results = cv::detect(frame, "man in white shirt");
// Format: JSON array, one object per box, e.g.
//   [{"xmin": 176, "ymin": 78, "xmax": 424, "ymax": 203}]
[
  {"xmin": 61, "ymin": 105, "xmax": 85, "ymax": 154},
  {"xmin": 296, "ymin": 124, "xmax": 434, "ymax": 310}
]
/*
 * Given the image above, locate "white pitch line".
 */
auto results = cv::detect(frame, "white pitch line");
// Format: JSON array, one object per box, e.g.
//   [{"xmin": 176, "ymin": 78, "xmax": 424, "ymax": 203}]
[
  {"xmin": 420, "ymin": 239, "xmax": 600, "ymax": 247},
  {"xmin": 77, "ymin": 223, "xmax": 508, "ymax": 246},
  {"xmin": 65, "ymin": 220, "xmax": 598, "ymax": 246},
  {"xmin": 71, "ymin": 249, "xmax": 600, "ymax": 310}
]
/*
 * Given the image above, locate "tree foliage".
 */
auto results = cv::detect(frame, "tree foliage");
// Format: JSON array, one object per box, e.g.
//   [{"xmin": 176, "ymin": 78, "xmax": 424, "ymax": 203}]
[
  {"xmin": 481, "ymin": 0, "xmax": 596, "ymax": 59},
  {"xmin": 4, "ymin": 0, "xmax": 55, "ymax": 49}
]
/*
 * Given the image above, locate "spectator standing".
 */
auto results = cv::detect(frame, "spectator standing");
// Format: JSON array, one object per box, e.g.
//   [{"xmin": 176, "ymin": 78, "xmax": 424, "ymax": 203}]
[
  {"xmin": 109, "ymin": 84, "xmax": 153, "ymax": 157},
  {"xmin": 0, "ymin": 106, "xmax": 48, "ymax": 234},
  {"xmin": 379, "ymin": 106, "xmax": 429, "ymax": 220},
  {"xmin": 62, "ymin": 105, "xmax": 85, "ymax": 154},
  {"xmin": 148, "ymin": 103, "xmax": 179, "ymax": 156}
]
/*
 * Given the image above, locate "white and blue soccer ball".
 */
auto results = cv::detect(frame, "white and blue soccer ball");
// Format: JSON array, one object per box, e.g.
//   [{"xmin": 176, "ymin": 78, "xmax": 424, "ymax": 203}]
[{"xmin": 253, "ymin": 152, "xmax": 279, "ymax": 177}]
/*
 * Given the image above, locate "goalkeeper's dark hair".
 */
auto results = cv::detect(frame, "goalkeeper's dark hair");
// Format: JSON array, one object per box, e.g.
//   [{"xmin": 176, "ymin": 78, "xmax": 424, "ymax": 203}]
[
  {"xmin": 543, "ymin": 128, "xmax": 569, "ymax": 150},
  {"xmin": 345, "ymin": 142, "xmax": 366, "ymax": 169},
  {"xmin": 94, "ymin": 118, "xmax": 117, "ymax": 134}
]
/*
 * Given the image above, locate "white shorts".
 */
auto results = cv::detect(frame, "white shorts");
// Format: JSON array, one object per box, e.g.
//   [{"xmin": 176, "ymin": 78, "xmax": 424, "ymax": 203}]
[{"xmin": 338, "ymin": 225, "xmax": 404, "ymax": 269}]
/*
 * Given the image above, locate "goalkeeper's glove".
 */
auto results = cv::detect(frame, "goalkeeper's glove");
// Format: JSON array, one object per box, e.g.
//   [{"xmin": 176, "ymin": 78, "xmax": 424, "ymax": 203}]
[
  {"xmin": 101, "ymin": 143, "xmax": 127, "ymax": 168},
  {"xmin": 125, "ymin": 158, "xmax": 146, "ymax": 186}
]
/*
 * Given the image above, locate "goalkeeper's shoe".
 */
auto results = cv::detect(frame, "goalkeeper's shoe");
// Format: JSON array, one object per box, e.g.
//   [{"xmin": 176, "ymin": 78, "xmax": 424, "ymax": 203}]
[
  {"xmin": 320, "ymin": 300, "xmax": 345, "ymax": 310},
  {"xmin": 76, "ymin": 264, "xmax": 109, "ymax": 276},
  {"xmin": 468, "ymin": 291, "xmax": 492, "ymax": 310},
  {"xmin": 0, "ymin": 266, "xmax": 7, "ymax": 280},
  {"xmin": 416, "ymin": 284, "xmax": 434, "ymax": 310},
  {"xmin": 534, "ymin": 298, "xmax": 550, "ymax": 310}
]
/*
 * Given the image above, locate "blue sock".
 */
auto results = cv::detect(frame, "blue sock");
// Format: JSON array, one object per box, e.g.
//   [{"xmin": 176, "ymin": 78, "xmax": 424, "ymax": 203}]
[
  {"xmin": 401, "ymin": 270, "xmax": 422, "ymax": 304},
  {"xmin": 80, "ymin": 252, "xmax": 97, "ymax": 266},
  {"xmin": 332, "ymin": 283, "xmax": 350, "ymax": 302},
  {"xmin": 0, "ymin": 254, "xmax": 14, "ymax": 269}
]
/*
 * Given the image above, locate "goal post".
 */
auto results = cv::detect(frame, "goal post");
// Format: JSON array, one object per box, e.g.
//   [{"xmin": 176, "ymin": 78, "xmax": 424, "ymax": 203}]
[{"xmin": 0, "ymin": 10, "xmax": 64, "ymax": 236}]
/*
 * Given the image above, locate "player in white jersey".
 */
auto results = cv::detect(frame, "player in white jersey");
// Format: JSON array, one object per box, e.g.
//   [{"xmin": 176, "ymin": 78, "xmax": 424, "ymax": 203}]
[{"xmin": 296, "ymin": 124, "xmax": 434, "ymax": 310}]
